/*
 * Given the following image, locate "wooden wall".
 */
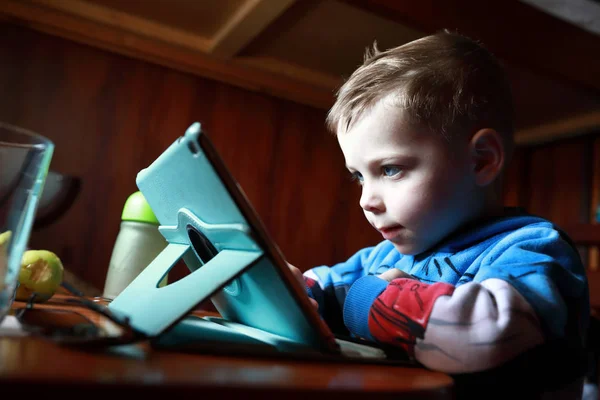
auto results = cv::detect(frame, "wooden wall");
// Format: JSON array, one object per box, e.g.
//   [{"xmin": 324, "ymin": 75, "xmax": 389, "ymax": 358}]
[
  {"xmin": 2, "ymin": 22, "xmax": 598, "ymax": 293},
  {"xmin": 0, "ymin": 22, "xmax": 380, "ymax": 291},
  {"xmin": 504, "ymin": 135, "xmax": 595, "ymax": 226}
]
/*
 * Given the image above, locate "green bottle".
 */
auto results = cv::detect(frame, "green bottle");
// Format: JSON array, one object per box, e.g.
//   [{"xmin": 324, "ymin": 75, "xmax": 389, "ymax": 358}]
[{"xmin": 102, "ymin": 191, "xmax": 167, "ymax": 299}]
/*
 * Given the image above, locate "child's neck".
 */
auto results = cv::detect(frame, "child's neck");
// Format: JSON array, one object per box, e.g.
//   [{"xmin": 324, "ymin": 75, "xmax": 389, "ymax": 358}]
[
  {"xmin": 479, "ymin": 186, "xmax": 505, "ymax": 219},
  {"xmin": 460, "ymin": 196, "xmax": 505, "ymax": 233}
]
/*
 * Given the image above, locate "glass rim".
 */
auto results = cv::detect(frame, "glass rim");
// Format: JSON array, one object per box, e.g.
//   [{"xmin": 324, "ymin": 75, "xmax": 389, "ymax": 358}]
[{"xmin": 0, "ymin": 121, "xmax": 53, "ymax": 149}]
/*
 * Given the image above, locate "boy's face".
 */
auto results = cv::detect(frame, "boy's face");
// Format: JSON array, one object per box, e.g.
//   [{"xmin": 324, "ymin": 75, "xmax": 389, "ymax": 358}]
[{"xmin": 337, "ymin": 99, "xmax": 484, "ymax": 255}]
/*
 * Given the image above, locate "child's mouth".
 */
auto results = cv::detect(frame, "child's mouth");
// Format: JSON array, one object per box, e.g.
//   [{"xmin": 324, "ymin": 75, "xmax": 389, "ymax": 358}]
[{"xmin": 377, "ymin": 225, "xmax": 403, "ymax": 240}]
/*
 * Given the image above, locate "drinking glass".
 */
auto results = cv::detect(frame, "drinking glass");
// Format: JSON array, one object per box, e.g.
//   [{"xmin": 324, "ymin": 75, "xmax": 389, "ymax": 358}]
[{"xmin": 0, "ymin": 122, "xmax": 54, "ymax": 325}]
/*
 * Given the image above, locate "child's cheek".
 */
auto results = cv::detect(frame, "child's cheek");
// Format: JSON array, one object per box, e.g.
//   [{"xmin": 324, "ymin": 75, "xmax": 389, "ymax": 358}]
[{"xmin": 388, "ymin": 187, "xmax": 429, "ymax": 226}]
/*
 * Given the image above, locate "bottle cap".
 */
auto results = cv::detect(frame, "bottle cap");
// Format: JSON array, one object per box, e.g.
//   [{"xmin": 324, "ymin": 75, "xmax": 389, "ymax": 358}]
[{"xmin": 121, "ymin": 191, "xmax": 160, "ymax": 225}]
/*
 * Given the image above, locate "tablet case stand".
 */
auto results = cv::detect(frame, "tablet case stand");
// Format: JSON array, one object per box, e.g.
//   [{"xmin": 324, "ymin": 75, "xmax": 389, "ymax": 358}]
[
  {"xmin": 108, "ymin": 208, "xmax": 347, "ymax": 356},
  {"xmin": 108, "ymin": 205, "xmax": 333, "ymax": 358},
  {"xmin": 109, "ymin": 207, "xmax": 260, "ymax": 335}
]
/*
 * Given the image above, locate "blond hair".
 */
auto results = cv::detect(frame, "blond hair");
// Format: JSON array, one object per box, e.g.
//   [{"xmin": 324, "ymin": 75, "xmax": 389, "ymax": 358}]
[{"xmin": 327, "ymin": 31, "xmax": 514, "ymax": 150}]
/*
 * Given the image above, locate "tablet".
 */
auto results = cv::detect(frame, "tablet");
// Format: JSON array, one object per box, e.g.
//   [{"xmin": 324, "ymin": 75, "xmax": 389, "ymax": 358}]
[{"xmin": 109, "ymin": 122, "xmax": 339, "ymax": 354}]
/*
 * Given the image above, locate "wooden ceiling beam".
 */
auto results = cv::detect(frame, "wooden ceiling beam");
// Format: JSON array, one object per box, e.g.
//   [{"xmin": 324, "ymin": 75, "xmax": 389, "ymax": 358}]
[
  {"xmin": 343, "ymin": 0, "xmax": 600, "ymax": 95},
  {"xmin": 24, "ymin": 0, "xmax": 212, "ymax": 52},
  {"xmin": 0, "ymin": 0, "xmax": 335, "ymax": 109},
  {"xmin": 208, "ymin": 0, "xmax": 297, "ymax": 58},
  {"xmin": 236, "ymin": 56, "xmax": 342, "ymax": 89},
  {"xmin": 515, "ymin": 110, "xmax": 600, "ymax": 145}
]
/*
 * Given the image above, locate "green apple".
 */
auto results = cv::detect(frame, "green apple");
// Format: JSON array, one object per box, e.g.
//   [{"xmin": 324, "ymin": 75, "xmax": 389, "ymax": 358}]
[
  {"xmin": 0, "ymin": 230, "xmax": 11, "ymax": 247},
  {"xmin": 0, "ymin": 231, "xmax": 11, "ymax": 291},
  {"xmin": 15, "ymin": 250, "xmax": 64, "ymax": 302}
]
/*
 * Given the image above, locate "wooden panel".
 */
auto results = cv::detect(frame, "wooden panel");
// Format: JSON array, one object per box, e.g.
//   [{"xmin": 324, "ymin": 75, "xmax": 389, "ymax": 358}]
[
  {"xmin": 504, "ymin": 134, "xmax": 600, "ymax": 228},
  {"xmin": 343, "ymin": 0, "xmax": 600, "ymax": 95},
  {"xmin": 586, "ymin": 135, "xmax": 600, "ymax": 306},
  {"xmin": 589, "ymin": 269, "xmax": 600, "ymax": 309},
  {"xmin": 561, "ymin": 224, "xmax": 600, "ymax": 246},
  {"xmin": 0, "ymin": 22, "xmax": 370, "ymax": 290},
  {"xmin": 502, "ymin": 146, "xmax": 530, "ymax": 207},
  {"xmin": 590, "ymin": 136, "xmax": 600, "ymax": 271},
  {"xmin": 527, "ymin": 136, "xmax": 591, "ymax": 226},
  {"xmin": 592, "ymin": 137, "xmax": 600, "ymax": 221}
]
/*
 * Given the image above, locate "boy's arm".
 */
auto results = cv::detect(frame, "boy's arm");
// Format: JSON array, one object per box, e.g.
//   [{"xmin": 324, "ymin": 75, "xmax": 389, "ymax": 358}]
[
  {"xmin": 342, "ymin": 228, "xmax": 587, "ymax": 374},
  {"xmin": 301, "ymin": 248, "xmax": 372, "ymax": 334},
  {"xmin": 375, "ymin": 277, "xmax": 544, "ymax": 373},
  {"xmin": 298, "ymin": 242, "xmax": 395, "ymax": 334}
]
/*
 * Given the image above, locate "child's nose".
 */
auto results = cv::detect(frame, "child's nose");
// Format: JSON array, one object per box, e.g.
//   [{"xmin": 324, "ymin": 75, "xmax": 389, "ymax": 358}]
[{"xmin": 360, "ymin": 185, "xmax": 384, "ymax": 213}]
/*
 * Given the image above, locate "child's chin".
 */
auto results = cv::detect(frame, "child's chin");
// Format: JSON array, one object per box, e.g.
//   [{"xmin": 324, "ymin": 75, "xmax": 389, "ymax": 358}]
[{"xmin": 390, "ymin": 241, "xmax": 422, "ymax": 256}]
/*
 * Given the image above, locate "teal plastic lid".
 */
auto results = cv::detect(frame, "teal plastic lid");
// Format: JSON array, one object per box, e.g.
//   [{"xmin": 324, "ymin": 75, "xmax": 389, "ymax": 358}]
[{"xmin": 121, "ymin": 191, "xmax": 159, "ymax": 225}]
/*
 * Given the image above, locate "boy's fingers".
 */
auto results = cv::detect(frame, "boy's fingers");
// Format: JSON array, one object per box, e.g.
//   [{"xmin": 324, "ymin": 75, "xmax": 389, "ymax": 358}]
[
  {"xmin": 378, "ymin": 268, "xmax": 414, "ymax": 282},
  {"xmin": 287, "ymin": 262, "xmax": 319, "ymax": 310},
  {"xmin": 287, "ymin": 262, "xmax": 305, "ymax": 286}
]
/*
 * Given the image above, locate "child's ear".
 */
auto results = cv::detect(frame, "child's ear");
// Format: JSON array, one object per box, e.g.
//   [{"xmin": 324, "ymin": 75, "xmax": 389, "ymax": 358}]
[{"xmin": 469, "ymin": 128, "xmax": 504, "ymax": 187}]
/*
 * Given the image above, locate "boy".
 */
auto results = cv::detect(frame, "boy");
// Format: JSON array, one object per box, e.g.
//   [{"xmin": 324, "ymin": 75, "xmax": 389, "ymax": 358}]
[{"xmin": 289, "ymin": 31, "xmax": 590, "ymax": 397}]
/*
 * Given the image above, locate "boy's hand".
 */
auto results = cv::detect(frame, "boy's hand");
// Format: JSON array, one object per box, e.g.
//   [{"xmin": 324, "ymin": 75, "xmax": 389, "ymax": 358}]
[
  {"xmin": 378, "ymin": 268, "xmax": 414, "ymax": 282},
  {"xmin": 287, "ymin": 262, "xmax": 319, "ymax": 310}
]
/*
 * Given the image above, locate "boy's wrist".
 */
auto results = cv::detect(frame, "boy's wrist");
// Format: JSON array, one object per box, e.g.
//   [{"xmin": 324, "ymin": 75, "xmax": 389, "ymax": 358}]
[
  {"xmin": 343, "ymin": 275, "xmax": 389, "ymax": 341},
  {"xmin": 378, "ymin": 268, "xmax": 415, "ymax": 282}
]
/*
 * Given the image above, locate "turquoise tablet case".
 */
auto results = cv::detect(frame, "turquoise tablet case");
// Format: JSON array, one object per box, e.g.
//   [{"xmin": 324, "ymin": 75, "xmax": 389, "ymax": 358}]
[{"xmin": 108, "ymin": 122, "xmax": 339, "ymax": 355}]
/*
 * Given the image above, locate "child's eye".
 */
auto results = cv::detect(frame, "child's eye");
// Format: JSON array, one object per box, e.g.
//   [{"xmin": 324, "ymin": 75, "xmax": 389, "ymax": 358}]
[
  {"xmin": 382, "ymin": 165, "xmax": 403, "ymax": 178},
  {"xmin": 349, "ymin": 171, "xmax": 364, "ymax": 184}
]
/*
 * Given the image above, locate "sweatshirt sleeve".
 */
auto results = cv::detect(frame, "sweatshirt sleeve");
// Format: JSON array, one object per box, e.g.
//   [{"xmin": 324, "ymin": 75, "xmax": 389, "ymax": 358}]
[
  {"xmin": 302, "ymin": 242, "xmax": 395, "ymax": 334},
  {"xmin": 342, "ymin": 225, "xmax": 588, "ymax": 374}
]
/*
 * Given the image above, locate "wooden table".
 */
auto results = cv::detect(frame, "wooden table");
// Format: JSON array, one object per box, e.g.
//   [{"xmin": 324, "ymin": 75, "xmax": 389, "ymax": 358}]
[{"xmin": 0, "ymin": 294, "xmax": 454, "ymax": 399}]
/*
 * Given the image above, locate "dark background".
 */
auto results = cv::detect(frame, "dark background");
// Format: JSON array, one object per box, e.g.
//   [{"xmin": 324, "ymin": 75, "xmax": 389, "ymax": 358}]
[{"xmin": 0, "ymin": 22, "xmax": 598, "ymax": 293}]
